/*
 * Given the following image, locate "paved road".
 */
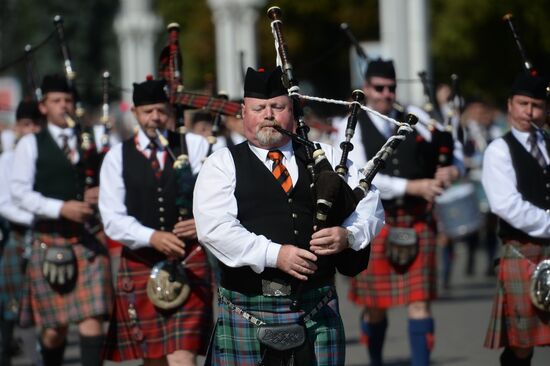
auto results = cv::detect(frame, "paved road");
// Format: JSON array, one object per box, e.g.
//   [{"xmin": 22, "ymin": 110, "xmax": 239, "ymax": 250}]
[{"xmin": 12, "ymin": 244, "xmax": 550, "ymax": 365}]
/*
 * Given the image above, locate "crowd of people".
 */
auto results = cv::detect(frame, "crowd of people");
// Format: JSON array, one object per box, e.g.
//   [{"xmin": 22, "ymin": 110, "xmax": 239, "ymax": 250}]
[{"xmin": 0, "ymin": 21, "xmax": 549, "ymax": 366}]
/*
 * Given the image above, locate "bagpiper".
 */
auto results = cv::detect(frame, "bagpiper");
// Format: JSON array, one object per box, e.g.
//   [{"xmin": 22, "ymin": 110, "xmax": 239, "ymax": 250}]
[
  {"xmin": 99, "ymin": 78, "xmax": 213, "ymax": 366},
  {"xmin": 483, "ymin": 71, "xmax": 550, "ymax": 366},
  {"xmin": 10, "ymin": 74, "xmax": 113, "ymax": 366}
]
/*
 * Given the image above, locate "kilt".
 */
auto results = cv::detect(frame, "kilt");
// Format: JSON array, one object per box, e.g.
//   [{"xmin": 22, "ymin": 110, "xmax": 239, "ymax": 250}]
[
  {"xmin": 18, "ymin": 231, "xmax": 113, "ymax": 328},
  {"xmin": 484, "ymin": 240, "xmax": 550, "ymax": 348},
  {"xmin": 349, "ymin": 207, "xmax": 437, "ymax": 308},
  {"xmin": 209, "ymin": 285, "xmax": 345, "ymax": 366},
  {"xmin": 0, "ymin": 229, "xmax": 30, "ymax": 321},
  {"xmin": 103, "ymin": 242, "xmax": 213, "ymax": 361}
]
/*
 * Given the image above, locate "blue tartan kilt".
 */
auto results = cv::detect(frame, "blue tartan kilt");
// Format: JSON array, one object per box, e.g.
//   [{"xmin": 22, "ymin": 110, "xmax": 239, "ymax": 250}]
[
  {"xmin": 0, "ymin": 232, "xmax": 30, "ymax": 321},
  {"xmin": 208, "ymin": 285, "xmax": 345, "ymax": 366}
]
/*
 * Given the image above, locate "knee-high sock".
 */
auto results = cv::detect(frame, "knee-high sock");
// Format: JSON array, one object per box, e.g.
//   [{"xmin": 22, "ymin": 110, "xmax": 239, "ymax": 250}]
[
  {"xmin": 79, "ymin": 335, "xmax": 105, "ymax": 366},
  {"xmin": 499, "ymin": 347, "xmax": 532, "ymax": 366},
  {"xmin": 408, "ymin": 318, "xmax": 434, "ymax": 366},
  {"xmin": 362, "ymin": 318, "xmax": 387, "ymax": 366},
  {"xmin": 40, "ymin": 340, "xmax": 66, "ymax": 366},
  {"xmin": 1, "ymin": 320, "xmax": 16, "ymax": 366}
]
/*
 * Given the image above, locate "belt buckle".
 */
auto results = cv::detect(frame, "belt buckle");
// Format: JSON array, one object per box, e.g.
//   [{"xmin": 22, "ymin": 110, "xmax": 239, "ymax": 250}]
[{"xmin": 262, "ymin": 278, "xmax": 291, "ymax": 297}]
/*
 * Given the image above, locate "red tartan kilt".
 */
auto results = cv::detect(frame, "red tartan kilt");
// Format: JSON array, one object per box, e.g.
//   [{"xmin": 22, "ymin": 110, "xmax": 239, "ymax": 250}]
[
  {"xmin": 103, "ymin": 242, "xmax": 214, "ymax": 361},
  {"xmin": 19, "ymin": 233, "xmax": 113, "ymax": 328},
  {"xmin": 484, "ymin": 240, "xmax": 550, "ymax": 348},
  {"xmin": 349, "ymin": 208, "xmax": 437, "ymax": 308}
]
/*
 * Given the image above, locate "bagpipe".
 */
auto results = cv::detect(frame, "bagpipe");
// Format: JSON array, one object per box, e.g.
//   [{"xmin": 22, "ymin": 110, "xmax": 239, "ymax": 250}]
[
  {"xmin": 52, "ymin": 15, "xmax": 117, "ymax": 237},
  {"xmin": 417, "ymin": 70, "xmax": 454, "ymax": 167},
  {"xmin": 266, "ymin": 6, "xmax": 417, "ymax": 282},
  {"xmin": 503, "ymin": 13, "xmax": 550, "ymax": 128},
  {"xmin": 417, "ymin": 69, "xmax": 484, "ymax": 239},
  {"xmin": 145, "ymin": 22, "xmax": 206, "ymax": 311},
  {"xmin": 53, "ymin": 15, "xmax": 107, "ymax": 189}
]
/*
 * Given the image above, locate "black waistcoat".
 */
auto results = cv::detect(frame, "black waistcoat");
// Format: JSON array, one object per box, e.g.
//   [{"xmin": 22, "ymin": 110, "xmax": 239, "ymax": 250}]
[
  {"xmin": 33, "ymin": 129, "xmax": 85, "ymax": 233},
  {"xmin": 500, "ymin": 132, "xmax": 550, "ymax": 242},
  {"xmin": 122, "ymin": 131, "xmax": 182, "ymax": 232},
  {"xmin": 358, "ymin": 110, "xmax": 437, "ymax": 208},
  {"xmin": 222, "ymin": 142, "xmax": 335, "ymax": 295},
  {"xmin": 34, "ymin": 128, "xmax": 84, "ymax": 202}
]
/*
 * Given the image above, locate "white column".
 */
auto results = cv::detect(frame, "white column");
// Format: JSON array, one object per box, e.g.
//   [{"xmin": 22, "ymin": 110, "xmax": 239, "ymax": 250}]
[
  {"xmin": 114, "ymin": 0, "xmax": 161, "ymax": 103},
  {"xmin": 379, "ymin": 0, "xmax": 429, "ymax": 106},
  {"xmin": 207, "ymin": 0, "xmax": 266, "ymax": 98},
  {"xmin": 407, "ymin": 0, "xmax": 429, "ymax": 107}
]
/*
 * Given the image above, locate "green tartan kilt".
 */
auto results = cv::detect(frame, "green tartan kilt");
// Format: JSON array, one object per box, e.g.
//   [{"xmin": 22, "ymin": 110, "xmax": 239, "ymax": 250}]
[
  {"xmin": 18, "ymin": 232, "xmax": 113, "ymax": 328},
  {"xmin": 0, "ymin": 232, "xmax": 30, "ymax": 320},
  {"xmin": 209, "ymin": 285, "xmax": 345, "ymax": 366}
]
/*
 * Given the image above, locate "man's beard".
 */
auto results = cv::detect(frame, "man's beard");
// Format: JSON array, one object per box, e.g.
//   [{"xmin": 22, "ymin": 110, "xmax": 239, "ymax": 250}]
[{"xmin": 256, "ymin": 121, "xmax": 284, "ymax": 146}]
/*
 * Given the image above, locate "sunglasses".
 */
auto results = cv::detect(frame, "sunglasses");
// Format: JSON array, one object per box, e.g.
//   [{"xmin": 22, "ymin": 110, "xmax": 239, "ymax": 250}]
[{"xmin": 371, "ymin": 84, "xmax": 397, "ymax": 93}]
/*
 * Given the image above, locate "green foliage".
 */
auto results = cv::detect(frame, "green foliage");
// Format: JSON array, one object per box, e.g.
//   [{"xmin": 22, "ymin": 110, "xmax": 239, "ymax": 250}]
[
  {"xmin": 0, "ymin": 0, "xmax": 120, "ymax": 107},
  {"xmin": 431, "ymin": 0, "xmax": 550, "ymax": 105},
  {"xmin": 2, "ymin": 0, "xmax": 547, "ymax": 113}
]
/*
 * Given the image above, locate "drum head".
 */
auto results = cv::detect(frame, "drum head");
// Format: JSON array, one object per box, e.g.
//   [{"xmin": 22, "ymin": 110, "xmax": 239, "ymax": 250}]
[{"xmin": 435, "ymin": 182, "xmax": 482, "ymax": 238}]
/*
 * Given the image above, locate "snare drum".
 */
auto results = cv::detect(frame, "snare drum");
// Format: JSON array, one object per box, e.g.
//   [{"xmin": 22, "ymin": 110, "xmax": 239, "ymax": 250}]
[{"xmin": 435, "ymin": 182, "xmax": 482, "ymax": 239}]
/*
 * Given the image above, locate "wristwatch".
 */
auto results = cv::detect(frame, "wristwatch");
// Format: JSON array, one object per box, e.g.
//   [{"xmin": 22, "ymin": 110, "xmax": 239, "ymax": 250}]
[{"xmin": 346, "ymin": 229, "xmax": 355, "ymax": 249}]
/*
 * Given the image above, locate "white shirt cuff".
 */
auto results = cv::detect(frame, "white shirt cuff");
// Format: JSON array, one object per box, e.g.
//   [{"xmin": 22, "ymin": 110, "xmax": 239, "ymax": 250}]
[
  {"xmin": 265, "ymin": 242, "xmax": 282, "ymax": 269},
  {"xmin": 346, "ymin": 226, "xmax": 365, "ymax": 251},
  {"xmin": 45, "ymin": 199, "xmax": 65, "ymax": 219},
  {"xmin": 135, "ymin": 227, "xmax": 156, "ymax": 249},
  {"xmin": 392, "ymin": 177, "xmax": 408, "ymax": 197}
]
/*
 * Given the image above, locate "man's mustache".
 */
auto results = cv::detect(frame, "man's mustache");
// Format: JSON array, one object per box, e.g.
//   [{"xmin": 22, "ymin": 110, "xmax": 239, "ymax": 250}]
[{"xmin": 258, "ymin": 121, "xmax": 281, "ymax": 129}]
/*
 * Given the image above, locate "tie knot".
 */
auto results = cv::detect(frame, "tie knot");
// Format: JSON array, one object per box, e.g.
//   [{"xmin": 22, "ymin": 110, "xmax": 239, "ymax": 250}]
[
  {"xmin": 59, "ymin": 133, "xmax": 68, "ymax": 142},
  {"xmin": 147, "ymin": 141, "xmax": 158, "ymax": 151},
  {"xmin": 268, "ymin": 150, "xmax": 283, "ymax": 162}
]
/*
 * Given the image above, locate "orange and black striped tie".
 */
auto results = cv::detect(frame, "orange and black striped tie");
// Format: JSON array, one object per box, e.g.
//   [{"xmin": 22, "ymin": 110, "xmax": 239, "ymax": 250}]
[{"xmin": 268, "ymin": 150, "xmax": 293, "ymax": 194}]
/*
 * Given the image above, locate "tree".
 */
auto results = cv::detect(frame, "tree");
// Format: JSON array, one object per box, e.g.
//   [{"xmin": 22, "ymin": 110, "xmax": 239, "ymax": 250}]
[
  {"xmin": 431, "ymin": 0, "xmax": 550, "ymax": 106},
  {"xmin": 0, "ymin": 0, "xmax": 120, "ymax": 107}
]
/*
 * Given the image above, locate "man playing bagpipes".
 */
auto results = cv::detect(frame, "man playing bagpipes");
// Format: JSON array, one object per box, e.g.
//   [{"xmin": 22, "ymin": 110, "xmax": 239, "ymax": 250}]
[
  {"xmin": 193, "ymin": 66, "xmax": 385, "ymax": 366},
  {"xmin": 483, "ymin": 71, "xmax": 550, "ymax": 366},
  {"xmin": 9, "ymin": 74, "xmax": 113, "ymax": 366},
  {"xmin": 99, "ymin": 78, "xmax": 213, "ymax": 366}
]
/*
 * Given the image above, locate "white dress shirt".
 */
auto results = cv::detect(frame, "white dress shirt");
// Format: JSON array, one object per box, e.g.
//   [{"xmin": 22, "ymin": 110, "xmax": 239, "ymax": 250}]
[
  {"xmin": 332, "ymin": 105, "xmax": 465, "ymax": 200},
  {"xmin": 482, "ymin": 127, "xmax": 550, "ymax": 238},
  {"xmin": 99, "ymin": 129, "xmax": 209, "ymax": 249},
  {"xmin": 0, "ymin": 150, "xmax": 33, "ymax": 226},
  {"xmin": 193, "ymin": 140, "xmax": 385, "ymax": 274},
  {"xmin": 10, "ymin": 123, "xmax": 79, "ymax": 220},
  {"xmin": 1, "ymin": 129, "xmax": 16, "ymax": 153}
]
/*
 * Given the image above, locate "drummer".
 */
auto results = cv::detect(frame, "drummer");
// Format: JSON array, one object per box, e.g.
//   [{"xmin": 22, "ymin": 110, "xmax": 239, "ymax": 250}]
[{"xmin": 339, "ymin": 59, "xmax": 462, "ymax": 366}]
